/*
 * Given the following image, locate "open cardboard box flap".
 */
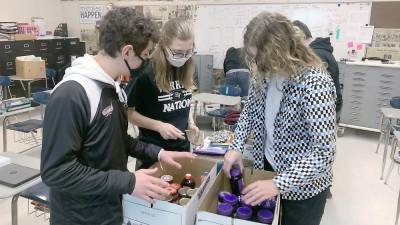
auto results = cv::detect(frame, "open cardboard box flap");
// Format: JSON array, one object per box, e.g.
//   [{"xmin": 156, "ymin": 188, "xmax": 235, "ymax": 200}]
[{"xmin": 197, "ymin": 168, "xmax": 280, "ymax": 225}]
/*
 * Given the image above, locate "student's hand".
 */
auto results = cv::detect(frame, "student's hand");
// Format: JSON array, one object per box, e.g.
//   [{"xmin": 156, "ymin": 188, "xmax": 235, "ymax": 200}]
[
  {"xmin": 157, "ymin": 122, "xmax": 185, "ymax": 140},
  {"xmin": 131, "ymin": 168, "xmax": 170, "ymax": 203},
  {"xmin": 223, "ymin": 150, "xmax": 244, "ymax": 178},
  {"xmin": 159, "ymin": 151, "xmax": 196, "ymax": 169},
  {"xmin": 242, "ymin": 180, "xmax": 279, "ymax": 206},
  {"xmin": 188, "ymin": 123, "xmax": 199, "ymax": 136}
]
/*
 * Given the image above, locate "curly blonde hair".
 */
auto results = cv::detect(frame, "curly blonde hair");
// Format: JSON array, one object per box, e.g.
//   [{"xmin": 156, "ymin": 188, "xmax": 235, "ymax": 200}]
[{"xmin": 243, "ymin": 12, "xmax": 324, "ymax": 82}]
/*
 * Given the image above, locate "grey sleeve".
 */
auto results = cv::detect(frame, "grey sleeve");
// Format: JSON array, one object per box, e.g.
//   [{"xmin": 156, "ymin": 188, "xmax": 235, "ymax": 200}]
[
  {"xmin": 127, "ymin": 136, "xmax": 162, "ymax": 161},
  {"xmin": 41, "ymin": 82, "xmax": 135, "ymax": 196}
]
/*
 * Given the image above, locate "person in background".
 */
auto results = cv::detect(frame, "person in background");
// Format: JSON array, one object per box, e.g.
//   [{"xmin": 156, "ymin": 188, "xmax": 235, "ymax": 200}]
[
  {"xmin": 223, "ymin": 12, "xmax": 336, "ymax": 225},
  {"xmin": 293, "ymin": 20, "xmax": 343, "ymax": 118},
  {"xmin": 41, "ymin": 8, "xmax": 195, "ymax": 225},
  {"xmin": 223, "ymin": 47, "xmax": 251, "ymax": 97},
  {"xmin": 127, "ymin": 18, "xmax": 198, "ymax": 169}
]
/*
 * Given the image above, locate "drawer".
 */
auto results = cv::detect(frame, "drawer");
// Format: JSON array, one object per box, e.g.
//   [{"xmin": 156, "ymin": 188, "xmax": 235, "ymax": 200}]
[
  {"xmin": 35, "ymin": 39, "xmax": 52, "ymax": 52},
  {"xmin": 14, "ymin": 40, "xmax": 36, "ymax": 56},
  {"xmin": 0, "ymin": 41, "xmax": 15, "ymax": 56},
  {"xmin": 0, "ymin": 60, "xmax": 16, "ymax": 75},
  {"xmin": 52, "ymin": 39, "xmax": 66, "ymax": 52}
]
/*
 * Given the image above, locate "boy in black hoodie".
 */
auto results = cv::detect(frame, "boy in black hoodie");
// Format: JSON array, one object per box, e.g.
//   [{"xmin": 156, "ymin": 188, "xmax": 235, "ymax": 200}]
[
  {"xmin": 41, "ymin": 7, "xmax": 195, "ymax": 225},
  {"xmin": 293, "ymin": 20, "xmax": 343, "ymax": 115}
]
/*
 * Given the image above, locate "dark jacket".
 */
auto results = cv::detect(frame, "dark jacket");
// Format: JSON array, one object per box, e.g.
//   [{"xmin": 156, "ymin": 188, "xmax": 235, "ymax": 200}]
[
  {"xmin": 223, "ymin": 47, "xmax": 248, "ymax": 74},
  {"xmin": 41, "ymin": 56, "xmax": 162, "ymax": 225},
  {"xmin": 310, "ymin": 37, "xmax": 343, "ymax": 113}
]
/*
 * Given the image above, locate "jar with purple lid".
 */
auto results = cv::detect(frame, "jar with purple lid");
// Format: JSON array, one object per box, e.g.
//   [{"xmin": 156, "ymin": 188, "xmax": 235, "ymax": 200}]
[
  {"xmin": 218, "ymin": 191, "xmax": 231, "ymax": 203},
  {"xmin": 259, "ymin": 198, "xmax": 276, "ymax": 210},
  {"xmin": 222, "ymin": 193, "xmax": 238, "ymax": 206},
  {"xmin": 257, "ymin": 209, "xmax": 274, "ymax": 224},
  {"xmin": 217, "ymin": 203, "xmax": 233, "ymax": 217},
  {"xmin": 230, "ymin": 166, "xmax": 245, "ymax": 196},
  {"xmin": 235, "ymin": 206, "xmax": 253, "ymax": 221}
]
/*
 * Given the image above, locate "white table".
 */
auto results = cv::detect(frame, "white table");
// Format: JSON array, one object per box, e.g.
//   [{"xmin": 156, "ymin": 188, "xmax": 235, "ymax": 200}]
[
  {"xmin": 192, "ymin": 93, "xmax": 241, "ymax": 106},
  {"xmin": 1, "ymin": 107, "xmax": 38, "ymax": 152},
  {"xmin": 0, "ymin": 152, "xmax": 41, "ymax": 225},
  {"xmin": 378, "ymin": 108, "xmax": 400, "ymax": 180},
  {"xmin": 9, "ymin": 76, "xmax": 47, "ymax": 98}
]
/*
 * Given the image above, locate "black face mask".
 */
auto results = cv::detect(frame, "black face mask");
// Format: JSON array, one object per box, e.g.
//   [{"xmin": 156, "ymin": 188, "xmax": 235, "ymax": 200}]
[{"xmin": 125, "ymin": 55, "xmax": 150, "ymax": 79}]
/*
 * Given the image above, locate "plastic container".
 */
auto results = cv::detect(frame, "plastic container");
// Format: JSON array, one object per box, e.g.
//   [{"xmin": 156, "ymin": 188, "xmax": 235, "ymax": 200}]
[
  {"xmin": 257, "ymin": 209, "xmax": 274, "ymax": 224},
  {"xmin": 230, "ymin": 166, "xmax": 245, "ymax": 196},
  {"xmin": 218, "ymin": 191, "xmax": 231, "ymax": 203},
  {"xmin": 259, "ymin": 198, "xmax": 276, "ymax": 210},
  {"xmin": 390, "ymin": 96, "xmax": 400, "ymax": 109},
  {"xmin": 222, "ymin": 193, "xmax": 238, "ymax": 206},
  {"xmin": 235, "ymin": 206, "xmax": 253, "ymax": 221},
  {"xmin": 217, "ymin": 203, "xmax": 233, "ymax": 217},
  {"xmin": 181, "ymin": 173, "xmax": 196, "ymax": 189}
]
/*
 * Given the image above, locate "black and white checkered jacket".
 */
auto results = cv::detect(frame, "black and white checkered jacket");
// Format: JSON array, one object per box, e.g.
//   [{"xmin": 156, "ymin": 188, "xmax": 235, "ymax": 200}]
[{"xmin": 230, "ymin": 67, "xmax": 336, "ymax": 201}]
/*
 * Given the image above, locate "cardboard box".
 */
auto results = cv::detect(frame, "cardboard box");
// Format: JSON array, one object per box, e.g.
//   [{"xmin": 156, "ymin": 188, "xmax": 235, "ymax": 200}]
[
  {"xmin": 366, "ymin": 47, "xmax": 400, "ymax": 61},
  {"xmin": 122, "ymin": 157, "xmax": 220, "ymax": 225},
  {"xmin": 15, "ymin": 56, "xmax": 46, "ymax": 79},
  {"xmin": 196, "ymin": 169, "xmax": 280, "ymax": 225},
  {"xmin": 371, "ymin": 28, "xmax": 400, "ymax": 49},
  {"xmin": 14, "ymin": 34, "xmax": 36, "ymax": 41}
]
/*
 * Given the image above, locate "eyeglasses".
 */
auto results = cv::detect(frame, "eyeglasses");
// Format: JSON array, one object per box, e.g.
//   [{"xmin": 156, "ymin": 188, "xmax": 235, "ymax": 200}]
[{"xmin": 166, "ymin": 46, "xmax": 196, "ymax": 59}]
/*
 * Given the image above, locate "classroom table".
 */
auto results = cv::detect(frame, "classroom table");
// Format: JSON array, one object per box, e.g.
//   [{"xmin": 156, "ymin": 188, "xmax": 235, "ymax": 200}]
[
  {"xmin": 0, "ymin": 152, "xmax": 41, "ymax": 225},
  {"xmin": 9, "ymin": 76, "xmax": 48, "ymax": 98}
]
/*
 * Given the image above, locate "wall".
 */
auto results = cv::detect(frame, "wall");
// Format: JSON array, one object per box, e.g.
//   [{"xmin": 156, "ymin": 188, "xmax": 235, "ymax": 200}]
[{"xmin": 0, "ymin": 0, "xmax": 64, "ymax": 34}]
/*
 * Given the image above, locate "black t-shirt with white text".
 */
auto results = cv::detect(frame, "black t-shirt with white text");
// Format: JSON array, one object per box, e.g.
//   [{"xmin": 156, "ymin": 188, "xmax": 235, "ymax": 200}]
[{"xmin": 127, "ymin": 63, "xmax": 191, "ymax": 151}]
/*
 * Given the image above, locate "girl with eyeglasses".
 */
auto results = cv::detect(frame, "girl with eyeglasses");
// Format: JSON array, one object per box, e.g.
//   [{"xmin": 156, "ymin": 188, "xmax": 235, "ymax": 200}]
[
  {"xmin": 223, "ymin": 12, "xmax": 336, "ymax": 225},
  {"xmin": 126, "ymin": 18, "xmax": 198, "ymax": 169}
]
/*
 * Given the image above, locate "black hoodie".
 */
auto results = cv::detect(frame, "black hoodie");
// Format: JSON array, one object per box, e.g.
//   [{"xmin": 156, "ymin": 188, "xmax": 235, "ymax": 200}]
[{"xmin": 310, "ymin": 37, "xmax": 343, "ymax": 113}]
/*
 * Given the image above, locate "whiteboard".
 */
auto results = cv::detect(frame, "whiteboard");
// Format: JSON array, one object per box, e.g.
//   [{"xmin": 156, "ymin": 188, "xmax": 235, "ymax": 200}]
[{"xmin": 194, "ymin": 3, "xmax": 372, "ymax": 69}]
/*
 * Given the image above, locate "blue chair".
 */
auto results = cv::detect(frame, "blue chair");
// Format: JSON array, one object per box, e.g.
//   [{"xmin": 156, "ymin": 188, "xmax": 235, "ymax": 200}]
[
  {"xmin": 0, "ymin": 76, "xmax": 13, "ymax": 99},
  {"xmin": 6, "ymin": 91, "xmax": 50, "ymax": 150},
  {"xmin": 46, "ymin": 68, "xmax": 57, "ymax": 87},
  {"xmin": 20, "ymin": 182, "xmax": 50, "ymax": 218}
]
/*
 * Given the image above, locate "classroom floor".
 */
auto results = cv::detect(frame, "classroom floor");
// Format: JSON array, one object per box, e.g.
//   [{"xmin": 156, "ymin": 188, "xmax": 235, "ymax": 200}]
[{"xmin": 0, "ymin": 110, "xmax": 398, "ymax": 225}]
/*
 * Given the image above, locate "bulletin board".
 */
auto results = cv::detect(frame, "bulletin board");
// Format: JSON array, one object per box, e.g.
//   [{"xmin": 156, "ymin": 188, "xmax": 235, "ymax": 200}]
[
  {"xmin": 371, "ymin": 2, "xmax": 400, "ymax": 29},
  {"xmin": 194, "ymin": 3, "xmax": 372, "ymax": 69}
]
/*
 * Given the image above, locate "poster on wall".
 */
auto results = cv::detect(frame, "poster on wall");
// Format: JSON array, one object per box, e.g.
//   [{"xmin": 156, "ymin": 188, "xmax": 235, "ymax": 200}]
[{"xmin": 80, "ymin": 5, "xmax": 105, "ymax": 24}]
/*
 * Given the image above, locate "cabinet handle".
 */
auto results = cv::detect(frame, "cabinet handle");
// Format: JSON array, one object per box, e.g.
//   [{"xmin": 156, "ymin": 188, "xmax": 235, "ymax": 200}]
[
  {"xmin": 379, "ymin": 86, "xmax": 392, "ymax": 90},
  {"xmin": 352, "ymin": 89, "xmax": 363, "ymax": 93},
  {"xmin": 351, "ymin": 112, "xmax": 360, "ymax": 115},
  {"xmin": 351, "ymin": 106, "xmax": 360, "ymax": 110},
  {"xmin": 4, "ymin": 44, "xmax": 11, "ymax": 49},
  {"xmin": 6, "ymin": 62, "xmax": 12, "ymax": 66},
  {"xmin": 351, "ymin": 100, "xmax": 361, "ymax": 104},
  {"xmin": 23, "ymin": 43, "xmax": 29, "ymax": 48},
  {"xmin": 381, "ymin": 74, "xmax": 394, "ymax": 78},
  {"xmin": 351, "ymin": 95, "xmax": 362, "ymax": 99},
  {"xmin": 379, "ymin": 80, "xmax": 392, "ymax": 84},
  {"xmin": 378, "ymin": 92, "xmax": 391, "ymax": 96},
  {"xmin": 352, "ymin": 83, "xmax": 365, "ymax": 87},
  {"xmin": 354, "ymin": 72, "xmax": 366, "ymax": 76},
  {"xmin": 353, "ymin": 77, "xmax": 366, "ymax": 81}
]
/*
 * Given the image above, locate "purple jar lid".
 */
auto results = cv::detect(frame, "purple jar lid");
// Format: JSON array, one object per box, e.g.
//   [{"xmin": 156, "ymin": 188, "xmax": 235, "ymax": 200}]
[
  {"xmin": 257, "ymin": 209, "xmax": 274, "ymax": 224},
  {"xmin": 218, "ymin": 191, "xmax": 231, "ymax": 203},
  {"xmin": 217, "ymin": 203, "xmax": 233, "ymax": 217},
  {"xmin": 230, "ymin": 167, "xmax": 241, "ymax": 177},
  {"xmin": 260, "ymin": 198, "xmax": 276, "ymax": 210},
  {"xmin": 236, "ymin": 206, "xmax": 252, "ymax": 220},
  {"xmin": 223, "ymin": 193, "xmax": 238, "ymax": 206}
]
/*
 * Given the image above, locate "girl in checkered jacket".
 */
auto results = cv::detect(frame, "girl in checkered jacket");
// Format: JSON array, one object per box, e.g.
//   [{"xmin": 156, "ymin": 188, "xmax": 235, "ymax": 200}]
[{"xmin": 223, "ymin": 12, "xmax": 336, "ymax": 225}]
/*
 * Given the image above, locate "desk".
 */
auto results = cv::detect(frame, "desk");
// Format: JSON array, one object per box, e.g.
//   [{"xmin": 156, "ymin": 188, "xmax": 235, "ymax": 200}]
[
  {"xmin": 9, "ymin": 76, "xmax": 47, "ymax": 98},
  {"xmin": 0, "ymin": 152, "xmax": 41, "ymax": 225},
  {"xmin": 192, "ymin": 93, "xmax": 241, "ymax": 106},
  {"xmin": 379, "ymin": 108, "xmax": 400, "ymax": 180},
  {"xmin": 1, "ymin": 107, "xmax": 38, "ymax": 152}
]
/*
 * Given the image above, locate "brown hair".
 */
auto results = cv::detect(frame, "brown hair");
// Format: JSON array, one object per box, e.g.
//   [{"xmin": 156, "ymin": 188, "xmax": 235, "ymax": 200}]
[
  {"xmin": 152, "ymin": 18, "xmax": 195, "ymax": 92},
  {"xmin": 243, "ymin": 12, "xmax": 323, "ymax": 82}
]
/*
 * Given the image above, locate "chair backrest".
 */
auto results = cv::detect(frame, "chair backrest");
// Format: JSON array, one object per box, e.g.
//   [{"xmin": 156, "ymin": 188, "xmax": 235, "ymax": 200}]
[
  {"xmin": 32, "ymin": 91, "xmax": 50, "ymax": 105},
  {"xmin": 218, "ymin": 85, "xmax": 241, "ymax": 97},
  {"xmin": 46, "ymin": 68, "xmax": 57, "ymax": 78},
  {"xmin": 0, "ymin": 76, "xmax": 11, "ymax": 87}
]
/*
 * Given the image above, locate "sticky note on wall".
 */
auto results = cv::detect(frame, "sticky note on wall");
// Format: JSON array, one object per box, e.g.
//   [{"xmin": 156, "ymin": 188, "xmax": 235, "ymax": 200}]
[
  {"xmin": 347, "ymin": 41, "xmax": 354, "ymax": 48},
  {"xmin": 357, "ymin": 44, "xmax": 363, "ymax": 51}
]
